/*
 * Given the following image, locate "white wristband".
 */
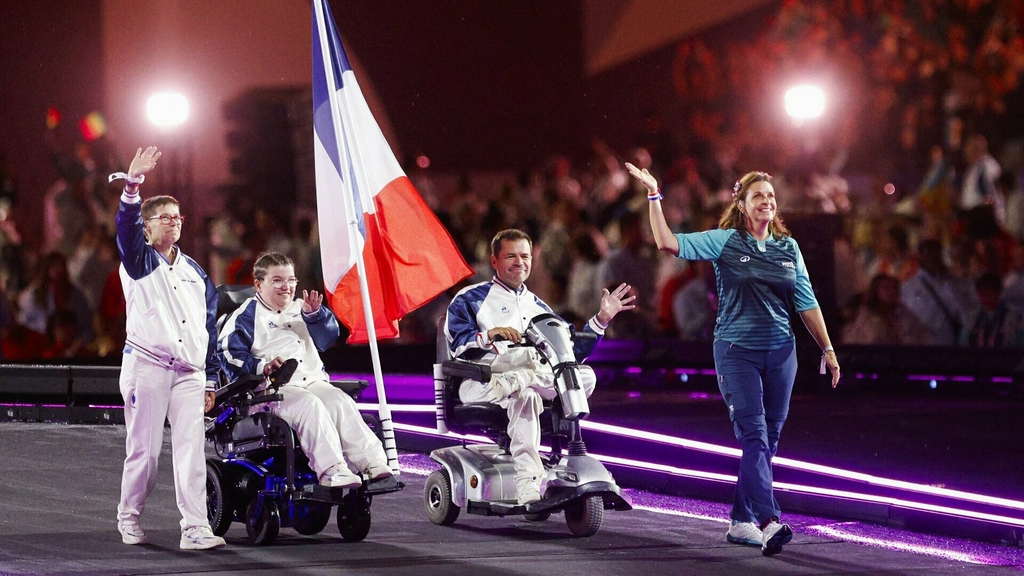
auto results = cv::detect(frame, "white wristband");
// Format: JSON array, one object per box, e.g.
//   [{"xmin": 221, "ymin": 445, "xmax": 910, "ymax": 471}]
[{"xmin": 108, "ymin": 172, "xmax": 145, "ymax": 186}]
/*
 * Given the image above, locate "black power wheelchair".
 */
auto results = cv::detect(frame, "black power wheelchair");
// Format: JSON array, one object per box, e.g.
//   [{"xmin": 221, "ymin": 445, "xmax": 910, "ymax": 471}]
[
  {"xmin": 425, "ymin": 313, "xmax": 631, "ymax": 537},
  {"xmin": 204, "ymin": 285, "xmax": 403, "ymax": 546}
]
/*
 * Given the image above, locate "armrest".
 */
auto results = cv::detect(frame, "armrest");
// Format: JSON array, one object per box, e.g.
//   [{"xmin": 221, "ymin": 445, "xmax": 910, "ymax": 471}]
[
  {"xmin": 442, "ymin": 359, "xmax": 492, "ymax": 382},
  {"xmin": 215, "ymin": 374, "xmax": 264, "ymax": 404},
  {"xmin": 331, "ymin": 379, "xmax": 369, "ymax": 398}
]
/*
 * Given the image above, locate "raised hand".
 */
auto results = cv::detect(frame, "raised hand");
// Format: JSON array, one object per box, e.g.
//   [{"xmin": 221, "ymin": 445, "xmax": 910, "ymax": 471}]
[
  {"xmin": 128, "ymin": 146, "xmax": 162, "ymax": 179},
  {"xmin": 597, "ymin": 282, "xmax": 636, "ymax": 325},
  {"xmin": 301, "ymin": 289, "xmax": 323, "ymax": 314},
  {"xmin": 624, "ymin": 162, "xmax": 659, "ymax": 195}
]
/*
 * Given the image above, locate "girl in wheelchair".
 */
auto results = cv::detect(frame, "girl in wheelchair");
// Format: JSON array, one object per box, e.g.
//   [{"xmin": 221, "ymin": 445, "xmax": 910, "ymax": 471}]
[{"xmin": 218, "ymin": 252, "xmax": 391, "ymax": 488}]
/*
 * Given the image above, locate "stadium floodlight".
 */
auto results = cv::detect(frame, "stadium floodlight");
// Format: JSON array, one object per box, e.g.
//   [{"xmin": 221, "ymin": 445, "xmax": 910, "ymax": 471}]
[
  {"xmin": 146, "ymin": 91, "xmax": 189, "ymax": 128},
  {"xmin": 784, "ymin": 84, "xmax": 825, "ymax": 120}
]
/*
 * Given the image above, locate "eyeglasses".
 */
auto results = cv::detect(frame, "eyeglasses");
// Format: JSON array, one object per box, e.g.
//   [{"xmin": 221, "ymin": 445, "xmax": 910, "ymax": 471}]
[
  {"xmin": 268, "ymin": 278, "xmax": 299, "ymax": 288},
  {"xmin": 146, "ymin": 214, "xmax": 185, "ymax": 225}
]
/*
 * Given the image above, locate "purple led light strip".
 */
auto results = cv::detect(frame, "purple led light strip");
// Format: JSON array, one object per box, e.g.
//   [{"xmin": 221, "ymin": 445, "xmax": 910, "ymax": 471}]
[
  {"xmin": 389, "ymin": 421, "xmax": 1024, "ymax": 527},
  {"xmin": 578, "ymin": 419, "xmax": 1024, "ymax": 512},
  {"xmin": 363, "ymin": 403, "xmax": 1024, "ymax": 515}
]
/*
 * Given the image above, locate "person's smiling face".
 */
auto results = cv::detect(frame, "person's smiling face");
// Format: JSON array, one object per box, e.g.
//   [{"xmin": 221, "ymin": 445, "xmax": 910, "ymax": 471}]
[
  {"xmin": 739, "ymin": 181, "xmax": 777, "ymax": 228},
  {"xmin": 256, "ymin": 264, "xmax": 297, "ymax": 310},
  {"xmin": 491, "ymin": 238, "xmax": 532, "ymax": 290}
]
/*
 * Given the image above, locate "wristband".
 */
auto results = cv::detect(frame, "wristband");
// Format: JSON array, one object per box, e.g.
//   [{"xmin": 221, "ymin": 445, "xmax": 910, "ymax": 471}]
[
  {"xmin": 647, "ymin": 188, "xmax": 664, "ymax": 201},
  {"xmin": 108, "ymin": 172, "xmax": 145, "ymax": 186},
  {"xmin": 820, "ymin": 346, "xmax": 835, "ymax": 375}
]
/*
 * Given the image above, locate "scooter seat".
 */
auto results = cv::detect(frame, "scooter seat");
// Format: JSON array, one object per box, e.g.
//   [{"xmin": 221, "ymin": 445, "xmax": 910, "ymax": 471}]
[{"xmin": 451, "ymin": 402, "xmax": 507, "ymax": 429}]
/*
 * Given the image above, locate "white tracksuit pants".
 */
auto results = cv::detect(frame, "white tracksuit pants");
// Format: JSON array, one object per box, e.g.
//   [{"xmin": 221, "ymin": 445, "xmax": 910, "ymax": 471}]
[
  {"xmin": 459, "ymin": 349, "xmax": 596, "ymax": 485},
  {"xmin": 265, "ymin": 380, "xmax": 387, "ymax": 478},
  {"xmin": 117, "ymin": 353, "xmax": 210, "ymax": 531}
]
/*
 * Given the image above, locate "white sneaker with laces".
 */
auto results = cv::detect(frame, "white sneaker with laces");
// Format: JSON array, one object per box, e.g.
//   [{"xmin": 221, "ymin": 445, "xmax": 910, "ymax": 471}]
[
  {"xmin": 725, "ymin": 520, "xmax": 762, "ymax": 546},
  {"xmin": 365, "ymin": 463, "xmax": 393, "ymax": 480},
  {"xmin": 179, "ymin": 526, "xmax": 226, "ymax": 550},
  {"xmin": 761, "ymin": 519, "xmax": 793, "ymax": 556},
  {"xmin": 118, "ymin": 522, "xmax": 147, "ymax": 545},
  {"xmin": 321, "ymin": 465, "xmax": 362, "ymax": 489}
]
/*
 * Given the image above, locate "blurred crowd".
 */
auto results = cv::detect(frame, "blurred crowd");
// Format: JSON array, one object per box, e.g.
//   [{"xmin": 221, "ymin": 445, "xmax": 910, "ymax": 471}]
[{"xmin": 2, "ymin": 0, "xmax": 1024, "ymax": 361}]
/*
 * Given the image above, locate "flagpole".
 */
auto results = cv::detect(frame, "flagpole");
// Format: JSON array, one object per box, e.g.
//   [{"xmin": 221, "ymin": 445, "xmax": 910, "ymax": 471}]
[{"xmin": 313, "ymin": 0, "xmax": 399, "ymax": 475}]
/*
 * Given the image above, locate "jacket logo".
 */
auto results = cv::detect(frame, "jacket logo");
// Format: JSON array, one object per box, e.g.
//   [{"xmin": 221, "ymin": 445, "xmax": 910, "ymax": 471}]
[
  {"xmin": 500, "ymin": 306, "xmax": 509, "ymax": 314},
  {"xmin": 780, "ymin": 261, "xmax": 796, "ymax": 269},
  {"xmin": 739, "ymin": 256, "xmax": 750, "ymax": 263},
  {"xmin": 268, "ymin": 321, "xmax": 278, "ymax": 328}
]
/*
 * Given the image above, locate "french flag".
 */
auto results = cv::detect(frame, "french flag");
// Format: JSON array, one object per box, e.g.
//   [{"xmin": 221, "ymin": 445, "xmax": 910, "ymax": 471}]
[{"xmin": 312, "ymin": 0, "xmax": 473, "ymax": 343}]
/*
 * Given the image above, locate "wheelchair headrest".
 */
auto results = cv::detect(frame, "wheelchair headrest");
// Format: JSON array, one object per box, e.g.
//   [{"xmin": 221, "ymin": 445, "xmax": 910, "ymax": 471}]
[{"xmin": 217, "ymin": 284, "xmax": 256, "ymax": 318}]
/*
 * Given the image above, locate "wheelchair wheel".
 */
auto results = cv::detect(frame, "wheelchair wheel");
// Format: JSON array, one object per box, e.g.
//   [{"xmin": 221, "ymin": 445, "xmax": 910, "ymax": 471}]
[
  {"xmin": 564, "ymin": 495, "xmax": 603, "ymax": 537},
  {"xmin": 206, "ymin": 463, "xmax": 233, "ymax": 536},
  {"xmin": 424, "ymin": 469, "xmax": 460, "ymax": 525},
  {"xmin": 336, "ymin": 494, "xmax": 372, "ymax": 542},
  {"xmin": 293, "ymin": 502, "xmax": 332, "ymax": 536},
  {"xmin": 245, "ymin": 498, "xmax": 281, "ymax": 546}
]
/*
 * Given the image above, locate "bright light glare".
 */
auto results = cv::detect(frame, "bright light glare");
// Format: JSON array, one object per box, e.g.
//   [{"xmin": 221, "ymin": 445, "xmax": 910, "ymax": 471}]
[
  {"xmin": 146, "ymin": 92, "xmax": 189, "ymax": 127},
  {"xmin": 784, "ymin": 85, "xmax": 825, "ymax": 120}
]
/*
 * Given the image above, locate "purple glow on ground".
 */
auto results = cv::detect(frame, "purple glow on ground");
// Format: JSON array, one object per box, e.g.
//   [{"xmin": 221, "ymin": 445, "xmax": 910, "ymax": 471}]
[
  {"xmin": 388, "ymin": 421, "xmax": 1024, "ymax": 526},
  {"xmin": 626, "ymin": 391, "xmax": 642, "ymax": 398},
  {"xmin": 394, "ymin": 452, "xmax": 1024, "ymax": 568}
]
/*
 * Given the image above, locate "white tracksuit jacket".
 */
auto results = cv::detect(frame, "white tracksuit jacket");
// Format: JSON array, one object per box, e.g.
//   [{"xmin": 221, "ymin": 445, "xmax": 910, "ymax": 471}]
[
  {"xmin": 444, "ymin": 277, "xmax": 603, "ymax": 485},
  {"xmin": 218, "ymin": 294, "xmax": 386, "ymax": 476}
]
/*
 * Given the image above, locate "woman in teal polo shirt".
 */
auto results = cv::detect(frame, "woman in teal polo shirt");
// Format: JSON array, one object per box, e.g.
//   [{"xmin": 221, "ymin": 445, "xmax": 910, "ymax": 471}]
[{"xmin": 627, "ymin": 164, "xmax": 841, "ymax": 556}]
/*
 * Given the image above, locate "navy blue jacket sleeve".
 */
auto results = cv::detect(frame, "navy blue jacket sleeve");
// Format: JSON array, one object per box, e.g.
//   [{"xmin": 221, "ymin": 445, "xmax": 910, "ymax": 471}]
[
  {"xmin": 203, "ymin": 273, "xmax": 220, "ymax": 384},
  {"xmin": 303, "ymin": 305, "xmax": 340, "ymax": 352},
  {"xmin": 115, "ymin": 198, "xmax": 160, "ymax": 280},
  {"xmin": 446, "ymin": 293, "xmax": 483, "ymax": 359},
  {"xmin": 219, "ymin": 300, "xmax": 261, "ymax": 381}
]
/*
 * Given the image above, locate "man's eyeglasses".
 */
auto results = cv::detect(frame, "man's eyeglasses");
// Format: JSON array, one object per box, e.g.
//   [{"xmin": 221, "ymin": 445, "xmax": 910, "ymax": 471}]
[
  {"xmin": 146, "ymin": 214, "xmax": 185, "ymax": 225},
  {"xmin": 268, "ymin": 278, "xmax": 299, "ymax": 288}
]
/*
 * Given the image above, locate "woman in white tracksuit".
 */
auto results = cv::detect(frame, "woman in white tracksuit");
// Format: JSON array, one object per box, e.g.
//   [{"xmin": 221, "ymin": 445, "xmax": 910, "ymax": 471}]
[
  {"xmin": 113, "ymin": 146, "xmax": 226, "ymax": 550},
  {"xmin": 218, "ymin": 251, "xmax": 391, "ymax": 488}
]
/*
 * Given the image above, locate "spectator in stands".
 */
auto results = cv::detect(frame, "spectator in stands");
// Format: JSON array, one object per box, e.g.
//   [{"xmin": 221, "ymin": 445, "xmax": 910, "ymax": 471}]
[
  {"xmin": 671, "ymin": 260, "xmax": 717, "ymax": 341},
  {"xmin": 959, "ymin": 134, "xmax": 1003, "ymax": 220},
  {"xmin": 628, "ymin": 164, "xmax": 839, "ymax": 556},
  {"xmin": 17, "ymin": 252, "xmax": 93, "ymax": 345},
  {"xmin": 962, "ymin": 272, "xmax": 1024, "ymax": 347},
  {"xmin": 842, "ymin": 274, "xmax": 932, "ymax": 345},
  {"xmin": 901, "ymin": 240, "xmax": 971, "ymax": 346},
  {"xmin": 599, "ymin": 211, "xmax": 659, "ymax": 338}
]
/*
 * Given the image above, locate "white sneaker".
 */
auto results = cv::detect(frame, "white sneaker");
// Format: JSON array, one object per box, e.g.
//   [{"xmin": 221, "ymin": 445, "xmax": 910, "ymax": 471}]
[
  {"xmin": 180, "ymin": 526, "xmax": 226, "ymax": 550},
  {"xmin": 118, "ymin": 522, "xmax": 147, "ymax": 545},
  {"xmin": 321, "ymin": 465, "xmax": 362, "ymax": 489},
  {"xmin": 761, "ymin": 519, "xmax": 793, "ymax": 556},
  {"xmin": 365, "ymin": 463, "xmax": 393, "ymax": 480},
  {"xmin": 725, "ymin": 520, "xmax": 762, "ymax": 546},
  {"xmin": 487, "ymin": 370, "xmax": 532, "ymax": 403},
  {"xmin": 516, "ymin": 478, "xmax": 541, "ymax": 505}
]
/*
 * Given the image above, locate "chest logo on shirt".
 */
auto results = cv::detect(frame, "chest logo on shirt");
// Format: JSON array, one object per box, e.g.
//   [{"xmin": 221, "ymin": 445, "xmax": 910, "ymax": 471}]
[
  {"xmin": 739, "ymin": 256, "xmax": 750, "ymax": 263},
  {"xmin": 780, "ymin": 261, "xmax": 796, "ymax": 269},
  {"xmin": 268, "ymin": 321, "xmax": 278, "ymax": 328},
  {"xmin": 500, "ymin": 306, "xmax": 509, "ymax": 314}
]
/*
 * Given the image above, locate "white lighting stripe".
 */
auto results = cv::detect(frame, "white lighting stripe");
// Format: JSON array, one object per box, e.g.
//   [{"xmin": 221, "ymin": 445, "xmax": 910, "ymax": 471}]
[
  {"xmin": 807, "ymin": 524, "xmax": 982, "ymax": 564},
  {"xmin": 356, "ymin": 403, "xmax": 435, "ymax": 412},
  {"xmin": 578, "ymin": 420, "xmax": 1024, "ymax": 512},
  {"xmin": 389, "ymin": 422, "xmax": 1024, "ymax": 527}
]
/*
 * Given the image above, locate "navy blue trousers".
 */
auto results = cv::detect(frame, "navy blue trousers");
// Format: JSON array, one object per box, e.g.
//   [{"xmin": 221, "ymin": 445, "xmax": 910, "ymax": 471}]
[{"xmin": 713, "ymin": 339, "xmax": 797, "ymax": 524}]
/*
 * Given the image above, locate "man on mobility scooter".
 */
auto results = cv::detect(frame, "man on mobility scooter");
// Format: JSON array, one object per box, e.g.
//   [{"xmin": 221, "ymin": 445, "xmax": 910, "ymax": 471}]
[
  {"xmin": 208, "ymin": 251, "xmax": 400, "ymax": 545},
  {"xmin": 428, "ymin": 229, "xmax": 634, "ymax": 536}
]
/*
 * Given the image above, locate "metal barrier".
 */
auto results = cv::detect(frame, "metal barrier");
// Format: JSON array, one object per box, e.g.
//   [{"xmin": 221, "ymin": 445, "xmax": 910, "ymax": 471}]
[{"xmin": 0, "ymin": 364, "xmax": 122, "ymax": 424}]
